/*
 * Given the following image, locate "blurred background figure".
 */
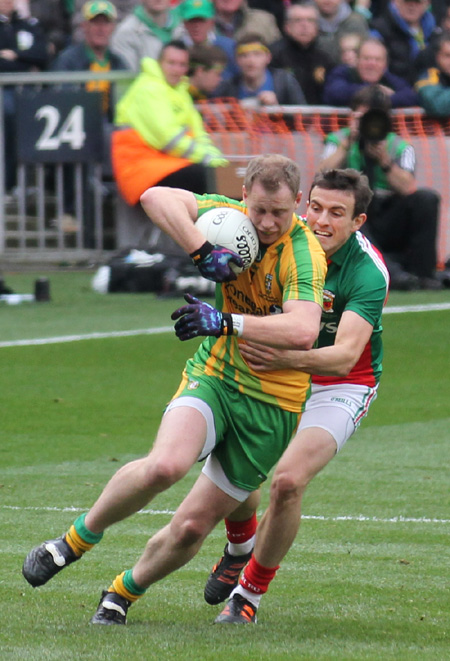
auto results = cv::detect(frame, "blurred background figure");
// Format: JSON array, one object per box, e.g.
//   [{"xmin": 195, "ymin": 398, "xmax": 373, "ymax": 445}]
[
  {"xmin": 111, "ymin": 40, "xmax": 227, "ymax": 205},
  {"xmin": 51, "ymin": 0, "xmax": 128, "ymax": 239},
  {"xmin": 370, "ymin": 0, "xmax": 440, "ymax": 85},
  {"xmin": 19, "ymin": 0, "xmax": 72, "ymax": 58},
  {"xmin": 213, "ymin": 0, "xmax": 281, "ymax": 44},
  {"xmin": 412, "ymin": 2, "xmax": 450, "ymax": 73},
  {"xmin": 110, "ymin": 0, "xmax": 183, "ymax": 71},
  {"xmin": 178, "ymin": 0, "xmax": 238, "ymax": 80},
  {"xmin": 338, "ymin": 31, "xmax": 362, "ymax": 66},
  {"xmin": 71, "ymin": 0, "xmax": 138, "ymax": 43},
  {"xmin": 315, "ymin": 0, "xmax": 369, "ymax": 61},
  {"xmin": 415, "ymin": 31, "xmax": 450, "ymax": 117},
  {"xmin": 216, "ymin": 31, "xmax": 307, "ymax": 105},
  {"xmin": 319, "ymin": 85, "xmax": 442, "ymax": 290},
  {"xmin": 111, "ymin": 39, "xmax": 229, "ymax": 250},
  {"xmin": 247, "ymin": 0, "xmax": 284, "ymax": 32},
  {"xmin": 52, "ymin": 0, "xmax": 127, "ymax": 120},
  {"xmin": 0, "ymin": 0, "xmax": 48, "ymax": 193},
  {"xmin": 270, "ymin": 0, "xmax": 334, "ymax": 105},
  {"xmin": 187, "ymin": 42, "xmax": 228, "ymax": 100},
  {"xmin": 323, "ymin": 36, "xmax": 420, "ymax": 107}
]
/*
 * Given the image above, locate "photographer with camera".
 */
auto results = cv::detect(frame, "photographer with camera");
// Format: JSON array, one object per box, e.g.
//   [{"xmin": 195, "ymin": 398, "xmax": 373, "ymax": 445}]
[{"xmin": 319, "ymin": 85, "xmax": 442, "ymax": 290}]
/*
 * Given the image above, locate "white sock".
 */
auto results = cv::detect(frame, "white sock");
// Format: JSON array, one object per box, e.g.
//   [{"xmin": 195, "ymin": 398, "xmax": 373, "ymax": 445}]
[
  {"xmin": 227, "ymin": 535, "xmax": 255, "ymax": 556},
  {"xmin": 230, "ymin": 584, "xmax": 262, "ymax": 609}
]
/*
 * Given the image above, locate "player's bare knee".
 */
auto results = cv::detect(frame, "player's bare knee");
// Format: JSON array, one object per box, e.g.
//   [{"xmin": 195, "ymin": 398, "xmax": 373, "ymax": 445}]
[
  {"xmin": 143, "ymin": 457, "xmax": 187, "ymax": 491},
  {"xmin": 270, "ymin": 470, "xmax": 305, "ymax": 508},
  {"xmin": 171, "ymin": 515, "xmax": 208, "ymax": 548}
]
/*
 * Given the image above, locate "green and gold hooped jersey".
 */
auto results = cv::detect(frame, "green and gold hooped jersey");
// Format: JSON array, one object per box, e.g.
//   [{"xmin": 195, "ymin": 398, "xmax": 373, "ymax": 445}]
[{"xmin": 182, "ymin": 193, "xmax": 326, "ymax": 413}]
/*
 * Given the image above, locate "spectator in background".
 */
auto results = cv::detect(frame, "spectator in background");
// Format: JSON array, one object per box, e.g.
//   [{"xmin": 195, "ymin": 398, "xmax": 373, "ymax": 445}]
[
  {"xmin": 270, "ymin": 0, "xmax": 335, "ymax": 105},
  {"xmin": 338, "ymin": 31, "xmax": 362, "ymax": 66},
  {"xmin": 415, "ymin": 31, "xmax": 450, "ymax": 116},
  {"xmin": 0, "ymin": 0, "xmax": 48, "ymax": 70},
  {"xmin": 315, "ymin": 0, "xmax": 369, "ymax": 62},
  {"xmin": 369, "ymin": 0, "xmax": 447, "ymax": 24},
  {"xmin": 0, "ymin": 0, "xmax": 48, "ymax": 192},
  {"xmin": 319, "ymin": 85, "xmax": 442, "ymax": 290},
  {"xmin": 52, "ymin": 0, "xmax": 128, "ymax": 120},
  {"xmin": 188, "ymin": 42, "xmax": 228, "ymax": 100},
  {"xmin": 439, "ymin": 0, "xmax": 450, "ymax": 32},
  {"xmin": 213, "ymin": 0, "xmax": 281, "ymax": 45},
  {"xmin": 51, "ymin": 0, "xmax": 128, "ymax": 239},
  {"xmin": 18, "ymin": 0, "xmax": 72, "ymax": 58},
  {"xmin": 247, "ymin": 0, "xmax": 284, "ymax": 32},
  {"xmin": 323, "ymin": 37, "xmax": 420, "ymax": 107},
  {"xmin": 352, "ymin": 0, "xmax": 373, "ymax": 20},
  {"xmin": 429, "ymin": 0, "xmax": 448, "ymax": 26},
  {"xmin": 72, "ymin": 0, "xmax": 138, "ymax": 42},
  {"xmin": 178, "ymin": 0, "xmax": 238, "ymax": 80},
  {"xmin": 110, "ymin": 0, "xmax": 183, "ymax": 71},
  {"xmin": 111, "ymin": 40, "xmax": 228, "ymax": 208},
  {"xmin": 216, "ymin": 32, "xmax": 307, "ymax": 106},
  {"xmin": 370, "ymin": 0, "xmax": 439, "ymax": 84},
  {"xmin": 413, "ymin": 2, "xmax": 450, "ymax": 73},
  {"xmin": 439, "ymin": 3, "xmax": 450, "ymax": 32}
]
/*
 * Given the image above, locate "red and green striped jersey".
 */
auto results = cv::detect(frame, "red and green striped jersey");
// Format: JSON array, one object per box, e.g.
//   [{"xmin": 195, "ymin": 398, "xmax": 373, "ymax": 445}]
[{"xmin": 313, "ymin": 230, "xmax": 389, "ymax": 387}]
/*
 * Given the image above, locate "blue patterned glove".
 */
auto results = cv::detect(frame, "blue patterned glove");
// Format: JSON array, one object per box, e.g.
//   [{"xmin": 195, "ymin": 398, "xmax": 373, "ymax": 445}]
[
  {"xmin": 190, "ymin": 241, "xmax": 244, "ymax": 283},
  {"xmin": 171, "ymin": 293, "xmax": 234, "ymax": 341}
]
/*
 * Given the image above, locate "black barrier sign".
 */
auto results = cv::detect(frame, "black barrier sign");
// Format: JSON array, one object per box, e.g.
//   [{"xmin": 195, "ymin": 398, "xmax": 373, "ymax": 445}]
[{"xmin": 16, "ymin": 90, "xmax": 103, "ymax": 163}]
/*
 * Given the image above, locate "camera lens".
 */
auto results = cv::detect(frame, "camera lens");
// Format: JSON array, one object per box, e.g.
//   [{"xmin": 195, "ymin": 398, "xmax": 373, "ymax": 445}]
[{"xmin": 359, "ymin": 108, "xmax": 391, "ymax": 142}]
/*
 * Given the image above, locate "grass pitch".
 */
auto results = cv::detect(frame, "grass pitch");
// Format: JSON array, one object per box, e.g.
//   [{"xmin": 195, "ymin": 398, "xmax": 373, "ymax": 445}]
[{"xmin": 1, "ymin": 269, "xmax": 449, "ymax": 660}]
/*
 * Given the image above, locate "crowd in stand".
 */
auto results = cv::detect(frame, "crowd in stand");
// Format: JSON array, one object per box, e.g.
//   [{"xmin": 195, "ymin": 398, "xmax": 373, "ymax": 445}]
[
  {"xmin": 3, "ymin": 0, "xmax": 450, "ymax": 110},
  {"xmin": 2, "ymin": 0, "xmax": 450, "ymax": 288},
  {"xmin": 3, "ymin": 0, "xmax": 450, "ymax": 155}
]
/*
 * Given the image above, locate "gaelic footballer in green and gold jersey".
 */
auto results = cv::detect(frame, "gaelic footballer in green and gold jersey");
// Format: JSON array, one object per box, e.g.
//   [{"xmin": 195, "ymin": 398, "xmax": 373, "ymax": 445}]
[{"xmin": 174, "ymin": 192, "xmax": 326, "ymax": 414}]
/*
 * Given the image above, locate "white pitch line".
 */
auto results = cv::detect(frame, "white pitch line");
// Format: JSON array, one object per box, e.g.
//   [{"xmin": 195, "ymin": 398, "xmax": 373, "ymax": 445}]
[
  {"xmin": 0, "ymin": 326, "xmax": 173, "ymax": 348},
  {"xmin": 1, "ymin": 504, "xmax": 449, "ymax": 525},
  {"xmin": 1, "ymin": 302, "xmax": 449, "ymax": 349},
  {"xmin": 383, "ymin": 302, "xmax": 450, "ymax": 314}
]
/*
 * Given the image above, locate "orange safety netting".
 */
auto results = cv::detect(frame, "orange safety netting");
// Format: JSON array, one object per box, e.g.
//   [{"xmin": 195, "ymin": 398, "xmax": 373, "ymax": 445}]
[
  {"xmin": 198, "ymin": 98, "xmax": 296, "ymax": 161},
  {"xmin": 198, "ymin": 99, "xmax": 450, "ymax": 266}
]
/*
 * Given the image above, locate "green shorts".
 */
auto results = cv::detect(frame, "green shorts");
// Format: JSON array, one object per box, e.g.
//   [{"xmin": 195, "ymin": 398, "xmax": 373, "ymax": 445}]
[{"xmin": 169, "ymin": 372, "xmax": 299, "ymax": 492}]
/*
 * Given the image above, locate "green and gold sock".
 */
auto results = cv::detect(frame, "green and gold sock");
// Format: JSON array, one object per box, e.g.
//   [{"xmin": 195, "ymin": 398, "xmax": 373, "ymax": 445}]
[
  {"xmin": 109, "ymin": 570, "xmax": 147, "ymax": 603},
  {"xmin": 65, "ymin": 513, "xmax": 104, "ymax": 557}
]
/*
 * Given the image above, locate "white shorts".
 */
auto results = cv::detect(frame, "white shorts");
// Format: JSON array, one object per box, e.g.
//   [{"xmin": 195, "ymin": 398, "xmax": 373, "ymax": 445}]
[
  {"xmin": 298, "ymin": 383, "xmax": 378, "ymax": 452},
  {"xmin": 202, "ymin": 454, "xmax": 252, "ymax": 503}
]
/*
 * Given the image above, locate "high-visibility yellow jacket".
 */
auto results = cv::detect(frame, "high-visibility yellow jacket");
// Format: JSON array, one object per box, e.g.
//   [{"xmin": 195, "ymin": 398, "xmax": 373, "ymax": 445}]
[{"xmin": 115, "ymin": 57, "xmax": 225, "ymax": 165}]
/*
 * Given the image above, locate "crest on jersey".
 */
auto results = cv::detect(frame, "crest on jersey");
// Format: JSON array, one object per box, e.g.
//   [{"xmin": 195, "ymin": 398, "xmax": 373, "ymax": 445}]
[
  {"xmin": 265, "ymin": 273, "xmax": 273, "ymax": 295},
  {"xmin": 323, "ymin": 289, "xmax": 335, "ymax": 313},
  {"xmin": 187, "ymin": 380, "xmax": 199, "ymax": 390}
]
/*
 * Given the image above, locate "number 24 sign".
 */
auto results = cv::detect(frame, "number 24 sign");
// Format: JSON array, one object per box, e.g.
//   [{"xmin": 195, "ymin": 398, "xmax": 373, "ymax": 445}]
[{"xmin": 16, "ymin": 89, "xmax": 103, "ymax": 164}]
